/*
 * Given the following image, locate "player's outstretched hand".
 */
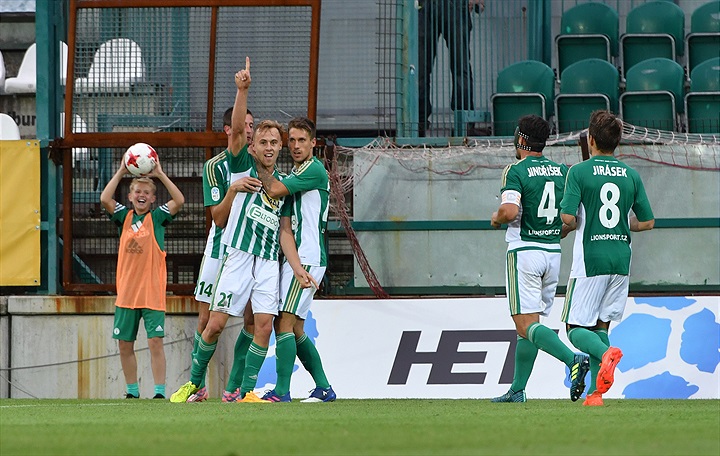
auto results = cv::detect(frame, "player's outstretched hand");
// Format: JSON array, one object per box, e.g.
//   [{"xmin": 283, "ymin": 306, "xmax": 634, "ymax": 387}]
[{"xmin": 235, "ymin": 57, "xmax": 251, "ymax": 90}]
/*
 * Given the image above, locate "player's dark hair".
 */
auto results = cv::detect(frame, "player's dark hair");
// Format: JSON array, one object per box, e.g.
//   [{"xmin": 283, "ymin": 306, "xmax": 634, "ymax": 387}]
[
  {"xmin": 589, "ymin": 110, "xmax": 622, "ymax": 152},
  {"xmin": 223, "ymin": 108, "xmax": 253, "ymax": 127},
  {"xmin": 517, "ymin": 115, "xmax": 550, "ymax": 152},
  {"xmin": 288, "ymin": 116, "xmax": 316, "ymax": 139}
]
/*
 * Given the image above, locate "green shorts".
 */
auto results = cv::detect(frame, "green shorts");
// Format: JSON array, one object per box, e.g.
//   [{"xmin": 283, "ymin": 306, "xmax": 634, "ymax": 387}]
[{"xmin": 112, "ymin": 307, "xmax": 165, "ymax": 341}]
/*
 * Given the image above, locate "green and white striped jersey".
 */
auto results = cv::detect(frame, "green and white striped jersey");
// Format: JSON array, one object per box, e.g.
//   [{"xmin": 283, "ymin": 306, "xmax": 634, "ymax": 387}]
[
  {"xmin": 221, "ymin": 145, "xmax": 285, "ymax": 260},
  {"xmin": 280, "ymin": 157, "xmax": 330, "ymax": 267},
  {"xmin": 201, "ymin": 149, "xmax": 232, "ymax": 259},
  {"xmin": 500, "ymin": 155, "xmax": 568, "ymax": 251},
  {"xmin": 560, "ymin": 155, "xmax": 654, "ymax": 277}
]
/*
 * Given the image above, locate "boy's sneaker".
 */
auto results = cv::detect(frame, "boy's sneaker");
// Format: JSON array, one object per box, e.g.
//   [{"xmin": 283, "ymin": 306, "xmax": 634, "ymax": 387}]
[
  {"xmin": 262, "ymin": 389, "xmax": 292, "ymax": 402},
  {"xmin": 301, "ymin": 386, "xmax": 336, "ymax": 403},
  {"xmin": 239, "ymin": 391, "xmax": 270, "ymax": 403},
  {"xmin": 597, "ymin": 347, "xmax": 623, "ymax": 394},
  {"xmin": 570, "ymin": 354, "xmax": 590, "ymax": 402},
  {"xmin": 186, "ymin": 386, "xmax": 208, "ymax": 402},
  {"xmin": 125, "ymin": 393, "xmax": 139, "ymax": 399},
  {"xmin": 153, "ymin": 393, "xmax": 166, "ymax": 399},
  {"xmin": 222, "ymin": 388, "xmax": 241, "ymax": 403},
  {"xmin": 170, "ymin": 381, "xmax": 199, "ymax": 403},
  {"xmin": 583, "ymin": 392, "xmax": 604, "ymax": 406},
  {"xmin": 490, "ymin": 389, "xmax": 526, "ymax": 403}
]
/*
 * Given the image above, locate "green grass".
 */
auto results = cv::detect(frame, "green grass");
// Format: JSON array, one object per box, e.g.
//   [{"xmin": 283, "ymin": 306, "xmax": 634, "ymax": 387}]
[{"xmin": 1, "ymin": 399, "xmax": 718, "ymax": 455}]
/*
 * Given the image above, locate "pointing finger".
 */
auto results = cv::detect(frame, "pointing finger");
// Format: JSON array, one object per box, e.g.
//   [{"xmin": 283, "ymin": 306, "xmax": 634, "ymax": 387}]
[{"xmin": 246, "ymin": 56, "xmax": 250, "ymax": 73}]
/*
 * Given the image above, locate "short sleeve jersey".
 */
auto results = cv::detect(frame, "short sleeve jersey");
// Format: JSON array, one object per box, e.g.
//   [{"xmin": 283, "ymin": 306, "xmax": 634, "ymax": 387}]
[
  {"xmin": 201, "ymin": 150, "xmax": 232, "ymax": 259},
  {"xmin": 279, "ymin": 157, "xmax": 330, "ymax": 267},
  {"xmin": 560, "ymin": 155, "xmax": 654, "ymax": 277},
  {"xmin": 500, "ymin": 155, "xmax": 568, "ymax": 251},
  {"xmin": 109, "ymin": 203, "xmax": 174, "ymax": 251},
  {"xmin": 221, "ymin": 144, "xmax": 285, "ymax": 260}
]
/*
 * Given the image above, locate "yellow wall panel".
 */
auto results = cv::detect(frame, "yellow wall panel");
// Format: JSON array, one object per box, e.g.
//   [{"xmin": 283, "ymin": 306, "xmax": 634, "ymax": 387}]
[{"xmin": 0, "ymin": 140, "xmax": 40, "ymax": 285}]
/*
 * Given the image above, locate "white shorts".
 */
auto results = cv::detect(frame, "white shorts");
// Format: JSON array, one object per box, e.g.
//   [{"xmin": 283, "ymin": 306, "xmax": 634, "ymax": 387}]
[
  {"xmin": 279, "ymin": 263, "xmax": 326, "ymax": 320},
  {"xmin": 505, "ymin": 248, "xmax": 561, "ymax": 317},
  {"xmin": 194, "ymin": 254, "xmax": 222, "ymax": 304},
  {"xmin": 562, "ymin": 274, "xmax": 630, "ymax": 327},
  {"xmin": 210, "ymin": 247, "xmax": 279, "ymax": 317}
]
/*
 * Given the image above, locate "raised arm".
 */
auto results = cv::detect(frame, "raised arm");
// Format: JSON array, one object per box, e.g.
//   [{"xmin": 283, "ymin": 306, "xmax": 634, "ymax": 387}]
[
  {"xmin": 229, "ymin": 57, "xmax": 251, "ymax": 156},
  {"xmin": 148, "ymin": 159, "xmax": 185, "ymax": 216},
  {"xmin": 100, "ymin": 160, "xmax": 128, "ymax": 214}
]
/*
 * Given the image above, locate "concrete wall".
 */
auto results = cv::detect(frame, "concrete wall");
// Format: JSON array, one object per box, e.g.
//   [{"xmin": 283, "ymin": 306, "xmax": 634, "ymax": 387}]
[
  {"xmin": 2, "ymin": 296, "xmax": 241, "ymax": 399},
  {"xmin": 352, "ymin": 145, "xmax": 720, "ymax": 290}
]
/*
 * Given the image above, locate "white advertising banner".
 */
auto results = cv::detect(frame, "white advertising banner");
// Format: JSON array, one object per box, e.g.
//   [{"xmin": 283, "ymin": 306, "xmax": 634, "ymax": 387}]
[{"xmin": 254, "ymin": 296, "xmax": 719, "ymax": 400}]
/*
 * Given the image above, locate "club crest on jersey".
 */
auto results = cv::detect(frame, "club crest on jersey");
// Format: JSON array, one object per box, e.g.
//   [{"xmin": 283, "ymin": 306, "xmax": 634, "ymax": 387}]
[{"xmin": 260, "ymin": 189, "xmax": 281, "ymax": 212}]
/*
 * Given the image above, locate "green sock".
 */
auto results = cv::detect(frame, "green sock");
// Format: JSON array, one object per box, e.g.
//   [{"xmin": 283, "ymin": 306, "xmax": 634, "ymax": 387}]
[
  {"xmin": 226, "ymin": 328, "xmax": 253, "ymax": 392},
  {"xmin": 296, "ymin": 333, "xmax": 330, "ymax": 389},
  {"xmin": 126, "ymin": 382, "xmax": 139, "ymax": 397},
  {"xmin": 190, "ymin": 336, "xmax": 217, "ymax": 387},
  {"xmin": 274, "ymin": 332, "xmax": 297, "ymax": 396},
  {"xmin": 510, "ymin": 336, "xmax": 538, "ymax": 392},
  {"xmin": 527, "ymin": 322, "xmax": 576, "ymax": 366},
  {"xmin": 192, "ymin": 331, "xmax": 205, "ymax": 388},
  {"xmin": 567, "ymin": 327, "xmax": 610, "ymax": 361},
  {"xmin": 240, "ymin": 342, "xmax": 268, "ymax": 395},
  {"xmin": 588, "ymin": 329, "xmax": 610, "ymax": 394},
  {"xmin": 154, "ymin": 384, "xmax": 165, "ymax": 396}
]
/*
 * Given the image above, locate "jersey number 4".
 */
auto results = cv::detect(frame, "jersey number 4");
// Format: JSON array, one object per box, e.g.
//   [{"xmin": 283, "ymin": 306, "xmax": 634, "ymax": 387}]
[{"xmin": 538, "ymin": 181, "xmax": 558, "ymax": 224}]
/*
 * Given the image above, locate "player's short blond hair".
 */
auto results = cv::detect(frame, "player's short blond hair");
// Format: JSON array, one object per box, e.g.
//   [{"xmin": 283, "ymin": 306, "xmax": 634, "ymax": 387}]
[
  {"xmin": 253, "ymin": 119, "xmax": 285, "ymax": 141},
  {"xmin": 129, "ymin": 177, "xmax": 156, "ymax": 194}
]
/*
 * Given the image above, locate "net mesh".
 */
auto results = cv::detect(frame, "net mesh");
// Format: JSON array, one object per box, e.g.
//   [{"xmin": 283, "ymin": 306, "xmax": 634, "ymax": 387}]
[{"xmin": 331, "ymin": 124, "xmax": 720, "ymax": 193}]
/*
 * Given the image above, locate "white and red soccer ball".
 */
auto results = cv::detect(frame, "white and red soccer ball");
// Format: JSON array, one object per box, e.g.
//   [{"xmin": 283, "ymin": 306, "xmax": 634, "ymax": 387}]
[{"xmin": 124, "ymin": 143, "xmax": 158, "ymax": 176}]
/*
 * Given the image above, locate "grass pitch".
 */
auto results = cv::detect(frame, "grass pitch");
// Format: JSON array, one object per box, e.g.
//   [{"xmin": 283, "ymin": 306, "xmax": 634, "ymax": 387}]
[{"xmin": 1, "ymin": 399, "xmax": 718, "ymax": 455}]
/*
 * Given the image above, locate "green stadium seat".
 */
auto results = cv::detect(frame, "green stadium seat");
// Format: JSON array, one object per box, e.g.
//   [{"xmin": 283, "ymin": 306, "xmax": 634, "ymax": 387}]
[
  {"xmin": 555, "ymin": 3, "xmax": 619, "ymax": 78},
  {"xmin": 685, "ymin": 57, "xmax": 720, "ymax": 133},
  {"xmin": 490, "ymin": 60, "xmax": 554, "ymax": 136},
  {"xmin": 555, "ymin": 59, "xmax": 619, "ymax": 133},
  {"xmin": 686, "ymin": 1, "xmax": 720, "ymax": 73},
  {"xmin": 620, "ymin": 57, "xmax": 685, "ymax": 131},
  {"xmin": 621, "ymin": 1, "xmax": 685, "ymax": 75}
]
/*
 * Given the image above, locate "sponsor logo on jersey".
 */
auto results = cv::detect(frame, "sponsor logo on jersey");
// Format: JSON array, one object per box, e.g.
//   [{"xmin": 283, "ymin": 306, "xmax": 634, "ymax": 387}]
[
  {"xmin": 155, "ymin": 325, "xmax": 164, "ymax": 332},
  {"xmin": 211, "ymin": 187, "xmax": 221, "ymax": 202},
  {"xmin": 590, "ymin": 233, "xmax": 628, "ymax": 242},
  {"xmin": 126, "ymin": 239, "xmax": 143, "ymax": 254},
  {"xmin": 247, "ymin": 205, "xmax": 280, "ymax": 231}
]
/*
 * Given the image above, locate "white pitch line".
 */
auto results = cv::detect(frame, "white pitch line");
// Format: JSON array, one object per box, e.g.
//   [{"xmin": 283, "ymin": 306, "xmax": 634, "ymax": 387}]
[{"xmin": 0, "ymin": 402, "xmax": 130, "ymax": 409}]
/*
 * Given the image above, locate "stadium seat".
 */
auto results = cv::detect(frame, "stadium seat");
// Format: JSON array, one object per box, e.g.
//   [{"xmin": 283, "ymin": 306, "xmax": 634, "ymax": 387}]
[
  {"xmin": 620, "ymin": 1, "xmax": 685, "ymax": 76},
  {"xmin": 4, "ymin": 43, "xmax": 37, "ymax": 93},
  {"xmin": 555, "ymin": 3, "xmax": 619, "ymax": 78},
  {"xmin": 0, "ymin": 51, "xmax": 5, "ymax": 94},
  {"xmin": 0, "ymin": 113, "xmax": 21, "ymax": 139},
  {"xmin": 490, "ymin": 60, "xmax": 554, "ymax": 136},
  {"xmin": 685, "ymin": 57, "xmax": 720, "ymax": 133},
  {"xmin": 60, "ymin": 112, "xmax": 91, "ymax": 167},
  {"xmin": 620, "ymin": 57, "xmax": 685, "ymax": 131},
  {"xmin": 3, "ymin": 42, "xmax": 68, "ymax": 94},
  {"xmin": 686, "ymin": 1, "xmax": 720, "ymax": 73},
  {"xmin": 555, "ymin": 59, "xmax": 619, "ymax": 133},
  {"xmin": 74, "ymin": 38, "xmax": 145, "ymax": 93}
]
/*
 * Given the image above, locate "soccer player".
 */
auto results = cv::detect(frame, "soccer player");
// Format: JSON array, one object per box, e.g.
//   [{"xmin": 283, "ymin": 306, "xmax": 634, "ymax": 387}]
[
  {"xmin": 253, "ymin": 117, "xmax": 336, "ymax": 403},
  {"xmin": 490, "ymin": 115, "xmax": 590, "ymax": 403},
  {"xmin": 170, "ymin": 58, "xmax": 314, "ymax": 403},
  {"xmin": 100, "ymin": 156, "xmax": 185, "ymax": 399},
  {"xmin": 560, "ymin": 110, "xmax": 654, "ymax": 406},
  {"xmin": 185, "ymin": 107, "xmax": 260, "ymax": 402}
]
